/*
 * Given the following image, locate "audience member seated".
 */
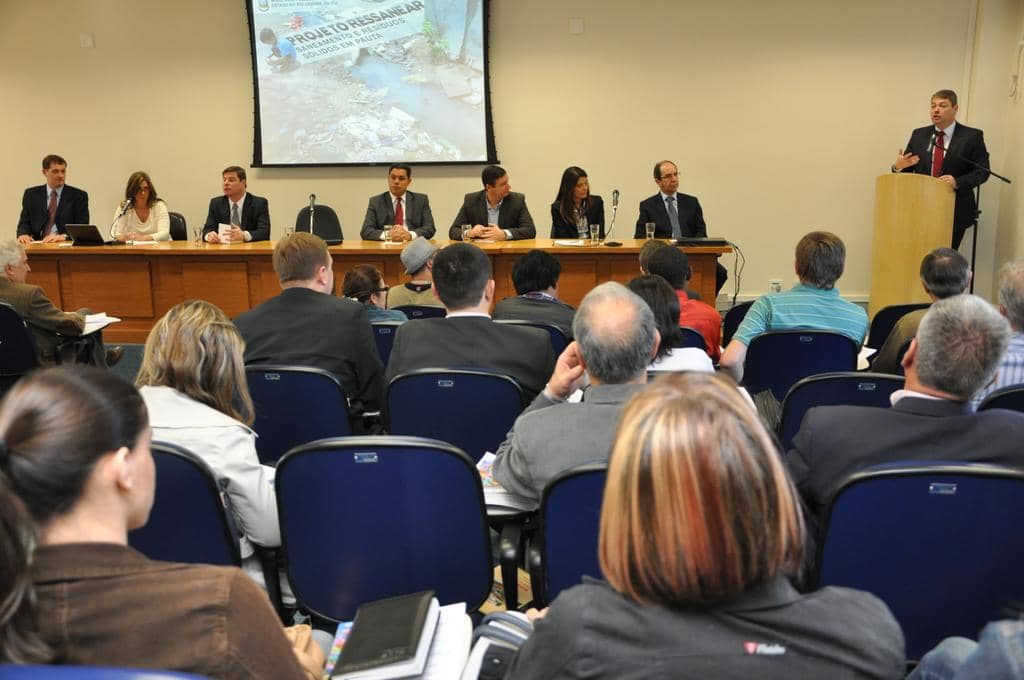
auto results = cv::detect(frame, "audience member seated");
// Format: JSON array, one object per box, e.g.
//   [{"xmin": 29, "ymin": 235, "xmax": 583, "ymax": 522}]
[
  {"xmin": 787, "ymin": 295, "xmax": 1024, "ymax": 523},
  {"xmin": 871, "ymin": 248, "xmax": 969, "ymax": 374},
  {"xmin": 638, "ymin": 239, "xmax": 700, "ymax": 300},
  {"xmin": 136, "ymin": 300, "xmax": 280, "ymax": 590},
  {"xmin": 645, "ymin": 246, "xmax": 722, "ymax": 362},
  {"xmin": 342, "ymin": 264, "xmax": 408, "ymax": 324},
  {"xmin": 491, "ymin": 282, "xmax": 656, "ymax": 507},
  {"xmin": 386, "ymin": 238, "xmax": 444, "ymax": 309},
  {"xmin": 492, "ymin": 249, "xmax": 575, "ymax": 338},
  {"xmin": 909, "ymin": 619, "xmax": 1024, "ymax": 679},
  {"xmin": 233, "ymin": 232, "xmax": 384, "ymax": 425},
  {"xmin": 110, "ymin": 171, "xmax": 170, "ymax": 242},
  {"xmin": 449, "ymin": 165, "xmax": 536, "ymax": 241},
  {"xmin": 0, "ymin": 239, "xmax": 120, "ymax": 367},
  {"xmin": 549, "ymin": 166, "xmax": 604, "ymax": 239},
  {"xmin": 627, "ymin": 274, "xmax": 713, "ymax": 373},
  {"xmin": 385, "ymin": 242, "xmax": 554, "ymax": 401},
  {"xmin": 0, "ymin": 366, "xmax": 321, "ymax": 677},
  {"xmin": 971, "ymin": 259, "xmax": 1024, "ymax": 408},
  {"xmin": 622, "ymin": 274, "xmax": 712, "ymax": 374},
  {"xmin": 504, "ymin": 373, "xmax": 905, "ymax": 679},
  {"xmin": 720, "ymin": 231, "xmax": 868, "ymax": 383}
]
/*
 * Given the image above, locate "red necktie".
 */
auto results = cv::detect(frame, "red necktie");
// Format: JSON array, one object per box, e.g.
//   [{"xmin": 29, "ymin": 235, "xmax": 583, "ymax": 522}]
[
  {"xmin": 394, "ymin": 197, "xmax": 404, "ymax": 226},
  {"xmin": 932, "ymin": 130, "xmax": 945, "ymax": 177},
  {"xmin": 45, "ymin": 190, "xmax": 58, "ymax": 233}
]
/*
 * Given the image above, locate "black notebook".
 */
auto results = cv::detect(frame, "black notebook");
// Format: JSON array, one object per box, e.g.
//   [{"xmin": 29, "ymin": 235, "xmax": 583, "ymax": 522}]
[{"xmin": 333, "ymin": 590, "xmax": 439, "ymax": 679}]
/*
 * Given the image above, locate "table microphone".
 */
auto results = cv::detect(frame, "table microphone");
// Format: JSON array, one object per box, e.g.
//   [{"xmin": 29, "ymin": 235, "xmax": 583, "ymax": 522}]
[
  {"xmin": 308, "ymin": 194, "xmax": 316, "ymax": 233},
  {"xmin": 603, "ymin": 189, "xmax": 622, "ymax": 246}
]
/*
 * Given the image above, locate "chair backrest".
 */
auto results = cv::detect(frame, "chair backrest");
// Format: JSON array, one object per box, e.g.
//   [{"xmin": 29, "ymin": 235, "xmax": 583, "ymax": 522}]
[
  {"xmin": 392, "ymin": 304, "xmax": 447, "ymax": 320},
  {"xmin": 387, "ymin": 369, "xmax": 525, "ymax": 461},
  {"xmin": 0, "ymin": 302, "xmax": 39, "ymax": 376},
  {"xmin": 371, "ymin": 321, "xmax": 403, "ymax": 365},
  {"xmin": 536, "ymin": 464, "xmax": 607, "ymax": 606},
  {"xmin": 128, "ymin": 442, "xmax": 240, "ymax": 566},
  {"xmin": 294, "ymin": 204, "xmax": 343, "ymax": 244},
  {"xmin": 866, "ymin": 303, "xmax": 931, "ymax": 349},
  {"xmin": 743, "ymin": 331, "xmax": 858, "ymax": 401},
  {"xmin": 0, "ymin": 666, "xmax": 209, "ymax": 679},
  {"xmin": 977, "ymin": 385, "xmax": 1024, "ymax": 413},
  {"xmin": 777, "ymin": 372, "xmax": 904, "ymax": 451},
  {"xmin": 168, "ymin": 211, "xmax": 188, "ymax": 241},
  {"xmin": 816, "ymin": 462, "xmax": 1024, "ymax": 660},
  {"xmin": 677, "ymin": 326, "xmax": 707, "ymax": 352},
  {"xmin": 275, "ymin": 436, "xmax": 493, "ymax": 622},
  {"xmin": 722, "ymin": 300, "xmax": 753, "ymax": 346},
  {"xmin": 245, "ymin": 365, "xmax": 351, "ymax": 465},
  {"xmin": 495, "ymin": 319, "xmax": 569, "ymax": 356}
]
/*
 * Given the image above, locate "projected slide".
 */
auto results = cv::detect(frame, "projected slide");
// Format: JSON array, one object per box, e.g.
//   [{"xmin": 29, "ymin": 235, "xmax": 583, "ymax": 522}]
[{"xmin": 249, "ymin": 0, "xmax": 491, "ymax": 166}]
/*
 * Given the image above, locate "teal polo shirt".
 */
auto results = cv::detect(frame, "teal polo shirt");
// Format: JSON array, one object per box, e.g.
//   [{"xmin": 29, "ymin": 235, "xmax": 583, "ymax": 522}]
[{"xmin": 733, "ymin": 283, "xmax": 867, "ymax": 346}]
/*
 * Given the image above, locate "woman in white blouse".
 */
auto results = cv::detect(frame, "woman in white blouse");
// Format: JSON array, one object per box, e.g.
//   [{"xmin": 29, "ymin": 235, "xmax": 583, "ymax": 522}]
[
  {"xmin": 111, "ymin": 171, "xmax": 170, "ymax": 242},
  {"xmin": 135, "ymin": 299, "xmax": 279, "ymax": 588}
]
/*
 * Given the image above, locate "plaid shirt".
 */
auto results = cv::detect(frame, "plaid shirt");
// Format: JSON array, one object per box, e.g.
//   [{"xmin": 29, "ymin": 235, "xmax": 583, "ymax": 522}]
[{"xmin": 971, "ymin": 331, "xmax": 1024, "ymax": 409}]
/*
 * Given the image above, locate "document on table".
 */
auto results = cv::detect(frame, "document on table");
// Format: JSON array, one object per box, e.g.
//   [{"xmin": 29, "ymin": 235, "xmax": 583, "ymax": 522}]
[{"xmin": 83, "ymin": 313, "xmax": 121, "ymax": 335}]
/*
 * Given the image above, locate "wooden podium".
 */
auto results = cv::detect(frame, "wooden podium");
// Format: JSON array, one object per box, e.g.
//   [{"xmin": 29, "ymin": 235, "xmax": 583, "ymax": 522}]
[{"xmin": 869, "ymin": 173, "xmax": 954, "ymax": 318}]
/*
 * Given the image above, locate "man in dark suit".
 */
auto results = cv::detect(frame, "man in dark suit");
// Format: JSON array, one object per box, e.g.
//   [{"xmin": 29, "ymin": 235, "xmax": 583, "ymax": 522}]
[
  {"xmin": 634, "ymin": 160, "xmax": 727, "ymax": 294},
  {"xmin": 233, "ymin": 232, "xmax": 384, "ymax": 426},
  {"xmin": 787, "ymin": 294, "xmax": 1024, "ymax": 523},
  {"xmin": 0, "ymin": 240, "xmax": 118, "ymax": 366},
  {"xmin": 892, "ymin": 89, "xmax": 990, "ymax": 249},
  {"xmin": 359, "ymin": 163, "xmax": 436, "ymax": 241},
  {"xmin": 17, "ymin": 154, "xmax": 89, "ymax": 244},
  {"xmin": 202, "ymin": 165, "xmax": 271, "ymax": 243},
  {"xmin": 386, "ymin": 242, "xmax": 554, "ymax": 401},
  {"xmin": 448, "ymin": 165, "xmax": 536, "ymax": 241}
]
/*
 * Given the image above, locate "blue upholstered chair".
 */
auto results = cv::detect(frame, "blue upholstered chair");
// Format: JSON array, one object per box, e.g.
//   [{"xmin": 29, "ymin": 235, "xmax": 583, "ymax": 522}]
[
  {"xmin": 816, "ymin": 462, "xmax": 1024, "ymax": 660},
  {"xmin": 391, "ymin": 305, "xmax": 446, "ymax": 320},
  {"xmin": 743, "ymin": 331, "xmax": 859, "ymax": 402},
  {"xmin": 495, "ymin": 319, "xmax": 570, "ymax": 356},
  {"xmin": 245, "ymin": 365, "xmax": 351, "ymax": 465},
  {"xmin": 275, "ymin": 436, "xmax": 493, "ymax": 622}
]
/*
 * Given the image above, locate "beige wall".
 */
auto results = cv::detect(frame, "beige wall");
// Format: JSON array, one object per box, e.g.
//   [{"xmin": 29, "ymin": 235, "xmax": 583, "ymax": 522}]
[{"xmin": 1, "ymin": 0, "xmax": 1021, "ymax": 303}]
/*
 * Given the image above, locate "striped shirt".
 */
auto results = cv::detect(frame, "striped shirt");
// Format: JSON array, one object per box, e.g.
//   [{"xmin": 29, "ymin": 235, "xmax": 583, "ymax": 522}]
[
  {"xmin": 970, "ymin": 331, "xmax": 1024, "ymax": 409},
  {"xmin": 733, "ymin": 284, "xmax": 867, "ymax": 346}
]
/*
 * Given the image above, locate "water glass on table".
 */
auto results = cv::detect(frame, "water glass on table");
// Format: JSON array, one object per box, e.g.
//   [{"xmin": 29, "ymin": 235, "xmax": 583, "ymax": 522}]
[
  {"xmin": 589, "ymin": 223, "xmax": 599, "ymax": 244},
  {"xmin": 192, "ymin": 226, "xmax": 203, "ymax": 246},
  {"xmin": 461, "ymin": 224, "xmax": 473, "ymax": 241},
  {"xmin": 645, "ymin": 222, "xmax": 656, "ymax": 240}
]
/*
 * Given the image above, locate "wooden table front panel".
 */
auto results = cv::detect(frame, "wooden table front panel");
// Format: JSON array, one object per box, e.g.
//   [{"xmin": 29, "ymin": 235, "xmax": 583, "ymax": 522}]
[{"xmin": 24, "ymin": 240, "xmax": 728, "ymax": 343}]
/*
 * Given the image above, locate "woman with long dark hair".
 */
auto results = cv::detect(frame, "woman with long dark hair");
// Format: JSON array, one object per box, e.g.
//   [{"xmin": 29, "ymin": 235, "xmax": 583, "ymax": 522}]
[
  {"xmin": 110, "ymin": 170, "xmax": 170, "ymax": 241},
  {"xmin": 550, "ymin": 166, "xmax": 605, "ymax": 239},
  {"xmin": 0, "ymin": 366, "xmax": 319, "ymax": 676}
]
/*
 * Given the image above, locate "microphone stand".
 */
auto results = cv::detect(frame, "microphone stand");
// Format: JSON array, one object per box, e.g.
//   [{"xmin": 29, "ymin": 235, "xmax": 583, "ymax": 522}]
[
  {"xmin": 109, "ymin": 200, "xmax": 133, "ymax": 243},
  {"xmin": 603, "ymin": 191, "xmax": 621, "ymax": 246},
  {"xmin": 936, "ymin": 139, "xmax": 1011, "ymax": 293},
  {"xmin": 308, "ymin": 194, "xmax": 316, "ymax": 234}
]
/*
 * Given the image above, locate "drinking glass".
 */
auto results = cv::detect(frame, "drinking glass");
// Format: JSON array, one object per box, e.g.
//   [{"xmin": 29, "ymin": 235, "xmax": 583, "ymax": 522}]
[
  {"xmin": 576, "ymin": 217, "xmax": 587, "ymax": 241},
  {"xmin": 284, "ymin": 225, "xmax": 295, "ymax": 237},
  {"xmin": 589, "ymin": 223, "xmax": 599, "ymax": 244},
  {"xmin": 461, "ymin": 224, "xmax": 473, "ymax": 241},
  {"xmin": 192, "ymin": 226, "xmax": 203, "ymax": 246},
  {"xmin": 384, "ymin": 225, "xmax": 394, "ymax": 245},
  {"xmin": 644, "ymin": 222, "xmax": 656, "ymax": 239}
]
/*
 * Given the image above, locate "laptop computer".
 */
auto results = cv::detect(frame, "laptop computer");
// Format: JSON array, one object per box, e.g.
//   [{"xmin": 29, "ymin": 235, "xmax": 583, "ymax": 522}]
[
  {"xmin": 674, "ymin": 236, "xmax": 729, "ymax": 247},
  {"xmin": 65, "ymin": 224, "xmax": 117, "ymax": 246}
]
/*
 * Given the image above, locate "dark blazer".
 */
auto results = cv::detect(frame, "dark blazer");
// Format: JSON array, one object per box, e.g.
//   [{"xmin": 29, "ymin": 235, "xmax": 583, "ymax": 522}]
[
  {"xmin": 492, "ymin": 296, "xmax": 575, "ymax": 338},
  {"xmin": 202, "ymin": 194, "xmax": 271, "ymax": 241},
  {"xmin": 787, "ymin": 397, "xmax": 1024, "ymax": 519},
  {"xmin": 549, "ymin": 196, "xmax": 605, "ymax": 239},
  {"xmin": 505, "ymin": 577, "xmax": 904, "ymax": 680},
  {"xmin": 385, "ymin": 315, "xmax": 554, "ymax": 401},
  {"xmin": 359, "ymin": 191, "xmax": 436, "ymax": 240},
  {"xmin": 633, "ymin": 192, "xmax": 706, "ymax": 239},
  {"xmin": 233, "ymin": 287, "xmax": 384, "ymax": 417},
  {"xmin": 448, "ymin": 191, "xmax": 536, "ymax": 240},
  {"xmin": 17, "ymin": 184, "xmax": 89, "ymax": 240},
  {"xmin": 0, "ymin": 278, "xmax": 88, "ymax": 364},
  {"xmin": 899, "ymin": 123, "xmax": 990, "ymax": 248}
]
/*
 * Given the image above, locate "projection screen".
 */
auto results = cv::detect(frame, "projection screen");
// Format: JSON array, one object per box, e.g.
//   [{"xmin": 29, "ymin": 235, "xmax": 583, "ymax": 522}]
[{"xmin": 247, "ymin": 0, "xmax": 494, "ymax": 166}]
